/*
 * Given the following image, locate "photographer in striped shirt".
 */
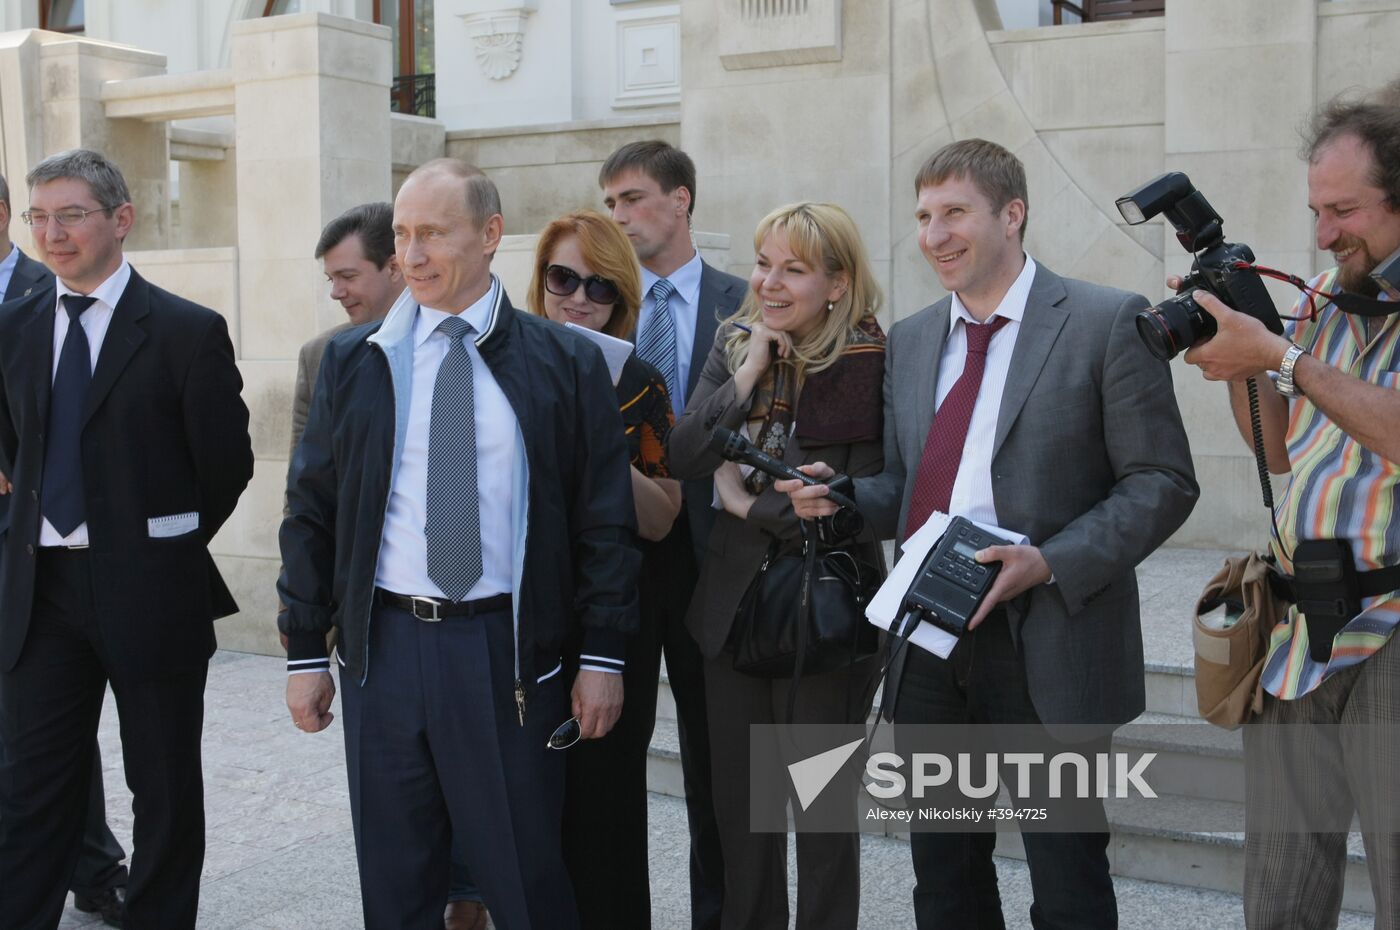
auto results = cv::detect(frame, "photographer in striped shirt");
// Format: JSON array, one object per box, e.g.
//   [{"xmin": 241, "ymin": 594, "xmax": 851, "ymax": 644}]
[{"xmin": 1180, "ymin": 81, "xmax": 1400, "ymax": 927}]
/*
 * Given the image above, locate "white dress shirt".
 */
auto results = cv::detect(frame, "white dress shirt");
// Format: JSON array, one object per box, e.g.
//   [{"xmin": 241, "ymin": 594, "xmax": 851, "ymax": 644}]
[
  {"xmin": 639, "ymin": 249, "xmax": 703, "ymax": 417},
  {"xmin": 0, "ymin": 242, "xmax": 19, "ymax": 298},
  {"xmin": 935, "ymin": 254, "xmax": 1037, "ymax": 529},
  {"xmin": 373, "ymin": 279, "xmax": 517, "ymax": 600},
  {"xmin": 39, "ymin": 261, "xmax": 130, "ymax": 547}
]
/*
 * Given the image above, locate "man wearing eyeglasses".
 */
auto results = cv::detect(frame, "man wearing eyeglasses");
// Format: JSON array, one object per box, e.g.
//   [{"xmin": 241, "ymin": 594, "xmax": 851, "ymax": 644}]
[
  {"xmin": 0, "ymin": 149, "xmax": 253, "ymax": 929},
  {"xmin": 0, "ymin": 173, "xmax": 132, "ymax": 928}
]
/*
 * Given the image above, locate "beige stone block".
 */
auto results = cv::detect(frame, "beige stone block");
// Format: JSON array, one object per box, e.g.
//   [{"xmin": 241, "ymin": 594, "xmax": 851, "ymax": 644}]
[
  {"xmin": 212, "ymin": 556, "xmax": 284, "ymax": 657},
  {"xmin": 487, "ymin": 162, "xmax": 616, "ymax": 239},
  {"xmin": 890, "ymin": 0, "xmax": 946, "ymax": 156},
  {"xmin": 390, "ymin": 113, "xmax": 446, "ymax": 171},
  {"xmin": 1317, "ymin": 11, "xmax": 1400, "ymax": 103},
  {"xmin": 1172, "ymin": 452, "xmax": 1277, "ymax": 550},
  {"xmin": 1063, "ymin": 223, "xmax": 1160, "ymax": 298},
  {"xmin": 233, "ymin": 78, "xmax": 389, "ymax": 164},
  {"xmin": 1025, "ymin": 184, "xmax": 1111, "ymax": 278},
  {"xmin": 950, "ymin": 89, "xmax": 1034, "ymax": 156},
  {"xmin": 1163, "ymin": 150, "xmax": 1310, "ymax": 254},
  {"xmin": 213, "ymin": 458, "xmax": 287, "ymax": 561},
  {"xmin": 241, "ymin": 359, "xmax": 300, "ymax": 463},
  {"xmin": 234, "ymin": 158, "xmax": 328, "ymax": 262},
  {"xmin": 462, "ymin": 132, "xmax": 556, "ymax": 171},
  {"xmin": 1172, "ymin": 367, "xmax": 1246, "ymax": 458},
  {"xmin": 1164, "ymin": 0, "xmax": 1315, "ymax": 52},
  {"xmin": 718, "ymin": 0, "xmax": 842, "ymax": 71},
  {"xmin": 1014, "ymin": 137, "xmax": 1072, "ymax": 221},
  {"xmin": 1120, "ymin": 222, "xmax": 1164, "ymax": 261},
  {"xmin": 320, "ymin": 156, "xmax": 393, "ymax": 218},
  {"xmin": 891, "ymin": 230, "xmax": 944, "ymax": 322},
  {"xmin": 232, "ymin": 13, "xmax": 390, "ymax": 86},
  {"xmin": 933, "ymin": 43, "xmax": 1005, "ymax": 127},
  {"xmin": 1040, "ymin": 126, "xmax": 1164, "ymax": 224},
  {"xmin": 178, "ymin": 156, "xmax": 239, "ymax": 250},
  {"xmin": 1164, "ymin": 47, "xmax": 1313, "ymax": 154},
  {"xmin": 994, "ymin": 29, "xmax": 1164, "ymax": 131},
  {"xmin": 126, "ymin": 249, "xmax": 240, "ymax": 351},
  {"xmin": 892, "ymin": 128, "xmax": 954, "ymax": 202},
  {"xmin": 239, "ymin": 260, "xmax": 323, "ymax": 360},
  {"xmin": 555, "ymin": 123, "xmax": 682, "ymax": 164}
]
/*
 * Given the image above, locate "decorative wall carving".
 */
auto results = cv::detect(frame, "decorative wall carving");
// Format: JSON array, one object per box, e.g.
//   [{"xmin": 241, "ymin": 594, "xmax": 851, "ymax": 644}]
[
  {"xmin": 718, "ymin": 0, "xmax": 840, "ymax": 70},
  {"xmin": 458, "ymin": 2, "xmax": 537, "ymax": 82},
  {"xmin": 614, "ymin": 4, "xmax": 681, "ymax": 108}
]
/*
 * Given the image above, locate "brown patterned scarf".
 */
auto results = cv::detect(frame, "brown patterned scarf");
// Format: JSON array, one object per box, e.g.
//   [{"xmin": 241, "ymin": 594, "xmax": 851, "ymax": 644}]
[{"xmin": 743, "ymin": 315, "xmax": 886, "ymax": 494}]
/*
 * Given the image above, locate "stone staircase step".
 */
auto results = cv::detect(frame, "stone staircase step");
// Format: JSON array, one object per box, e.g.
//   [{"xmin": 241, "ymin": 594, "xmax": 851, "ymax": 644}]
[{"xmin": 645, "ymin": 716, "xmax": 1377, "ymax": 915}]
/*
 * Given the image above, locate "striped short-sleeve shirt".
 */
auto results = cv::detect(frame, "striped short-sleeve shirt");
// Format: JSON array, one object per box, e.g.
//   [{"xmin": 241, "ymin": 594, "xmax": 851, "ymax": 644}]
[{"xmin": 1261, "ymin": 268, "xmax": 1400, "ymax": 700}]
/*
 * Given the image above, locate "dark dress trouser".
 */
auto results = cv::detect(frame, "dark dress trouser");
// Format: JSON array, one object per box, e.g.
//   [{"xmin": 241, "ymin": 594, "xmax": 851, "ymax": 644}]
[
  {"xmin": 894, "ymin": 610, "xmax": 1116, "ymax": 930},
  {"xmin": 0, "ymin": 549, "xmax": 206, "ymax": 930},
  {"xmin": 341, "ymin": 601, "xmax": 578, "ymax": 930},
  {"xmin": 71, "ymin": 746, "xmax": 129, "ymax": 897}
]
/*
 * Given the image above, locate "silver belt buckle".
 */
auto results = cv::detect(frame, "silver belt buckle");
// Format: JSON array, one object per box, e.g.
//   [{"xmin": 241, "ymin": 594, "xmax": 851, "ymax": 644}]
[{"xmin": 409, "ymin": 595, "xmax": 443, "ymax": 622}]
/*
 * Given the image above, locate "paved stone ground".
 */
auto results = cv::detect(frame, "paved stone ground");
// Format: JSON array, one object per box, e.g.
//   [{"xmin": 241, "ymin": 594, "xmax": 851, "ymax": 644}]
[{"xmin": 62, "ymin": 649, "xmax": 1373, "ymax": 929}]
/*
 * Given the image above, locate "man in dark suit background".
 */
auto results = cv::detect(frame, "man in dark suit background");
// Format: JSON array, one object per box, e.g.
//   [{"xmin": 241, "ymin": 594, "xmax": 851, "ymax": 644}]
[
  {"xmin": 0, "ymin": 174, "xmax": 53, "ymax": 304},
  {"xmin": 0, "ymin": 149, "xmax": 253, "ymax": 929},
  {"xmin": 600, "ymin": 140, "xmax": 745, "ymax": 930},
  {"xmin": 0, "ymin": 171, "xmax": 131, "ymax": 928},
  {"xmin": 782, "ymin": 139, "xmax": 1198, "ymax": 929}
]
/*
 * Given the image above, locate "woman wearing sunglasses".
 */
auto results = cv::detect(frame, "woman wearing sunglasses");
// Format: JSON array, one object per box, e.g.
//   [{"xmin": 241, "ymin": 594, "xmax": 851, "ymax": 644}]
[
  {"xmin": 667, "ymin": 202, "xmax": 887, "ymax": 930},
  {"xmin": 526, "ymin": 208, "xmax": 681, "ymax": 929}
]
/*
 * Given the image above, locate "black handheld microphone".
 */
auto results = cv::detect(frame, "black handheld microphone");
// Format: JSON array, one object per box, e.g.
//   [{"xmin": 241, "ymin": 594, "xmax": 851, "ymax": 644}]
[{"xmin": 707, "ymin": 427, "xmax": 858, "ymax": 511}]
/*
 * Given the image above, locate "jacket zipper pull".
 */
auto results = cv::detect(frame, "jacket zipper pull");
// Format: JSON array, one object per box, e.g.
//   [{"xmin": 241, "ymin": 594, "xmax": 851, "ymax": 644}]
[{"xmin": 514, "ymin": 679, "xmax": 526, "ymax": 726}]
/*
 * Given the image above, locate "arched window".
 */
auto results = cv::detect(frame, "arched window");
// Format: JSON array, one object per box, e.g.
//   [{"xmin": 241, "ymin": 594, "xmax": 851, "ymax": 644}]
[
  {"xmin": 39, "ymin": 0, "xmax": 84, "ymax": 34},
  {"xmin": 262, "ymin": 0, "xmax": 303, "ymax": 14}
]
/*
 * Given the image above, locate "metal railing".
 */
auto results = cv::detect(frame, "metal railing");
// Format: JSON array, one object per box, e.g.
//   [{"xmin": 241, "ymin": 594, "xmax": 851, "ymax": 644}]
[
  {"xmin": 390, "ymin": 73, "xmax": 435, "ymax": 119},
  {"xmin": 1052, "ymin": 0, "xmax": 1165, "ymax": 24}
]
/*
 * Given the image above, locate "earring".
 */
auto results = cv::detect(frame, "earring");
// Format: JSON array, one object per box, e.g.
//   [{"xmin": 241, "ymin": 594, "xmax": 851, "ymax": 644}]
[{"xmin": 827, "ymin": 301, "xmax": 835, "ymax": 311}]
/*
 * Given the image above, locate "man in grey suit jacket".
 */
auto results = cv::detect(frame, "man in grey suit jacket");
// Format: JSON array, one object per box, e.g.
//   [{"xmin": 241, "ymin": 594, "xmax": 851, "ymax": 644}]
[
  {"xmin": 602, "ymin": 141, "xmax": 745, "ymax": 930},
  {"xmin": 783, "ymin": 139, "xmax": 1198, "ymax": 929}
]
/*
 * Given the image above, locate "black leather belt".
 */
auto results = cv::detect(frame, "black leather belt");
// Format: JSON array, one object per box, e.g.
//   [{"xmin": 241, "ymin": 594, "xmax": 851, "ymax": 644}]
[{"xmin": 374, "ymin": 588, "xmax": 511, "ymax": 622}]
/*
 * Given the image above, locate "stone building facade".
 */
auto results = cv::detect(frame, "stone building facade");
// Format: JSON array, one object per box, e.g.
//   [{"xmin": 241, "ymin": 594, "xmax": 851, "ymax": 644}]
[{"xmin": 0, "ymin": 0, "xmax": 1397, "ymax": 654}]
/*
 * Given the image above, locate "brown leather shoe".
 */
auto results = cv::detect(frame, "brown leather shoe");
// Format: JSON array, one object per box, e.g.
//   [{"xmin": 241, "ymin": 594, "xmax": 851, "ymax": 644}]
[{"xmin": 444, "ymin": 899, "xmax": 489, "ymax": 930}]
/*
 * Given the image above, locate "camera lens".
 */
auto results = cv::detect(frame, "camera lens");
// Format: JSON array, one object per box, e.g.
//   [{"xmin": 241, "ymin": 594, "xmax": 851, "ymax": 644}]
[{"xmin": 1134, "ymin": 293, "xmax": 1215, "ymax": 361}]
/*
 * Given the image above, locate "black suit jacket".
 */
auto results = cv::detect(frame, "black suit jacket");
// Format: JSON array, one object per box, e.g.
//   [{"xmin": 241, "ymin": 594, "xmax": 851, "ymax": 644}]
[
  {"xmin": 2, "ymin": 247, "xmax": 52, "ymax": 304},
  {"xmin": 0, "ymin": 268, "xmax": 253, "ymax": 678},
  {"xmin": 678, "ymin": 261, "xmax": 746, "ymax": 555}
]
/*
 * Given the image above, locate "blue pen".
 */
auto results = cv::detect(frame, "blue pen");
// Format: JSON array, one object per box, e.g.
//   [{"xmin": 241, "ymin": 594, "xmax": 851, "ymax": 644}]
[{"xmin": 732, "ymin": 322, "xmax": 753, "ymax": 333}]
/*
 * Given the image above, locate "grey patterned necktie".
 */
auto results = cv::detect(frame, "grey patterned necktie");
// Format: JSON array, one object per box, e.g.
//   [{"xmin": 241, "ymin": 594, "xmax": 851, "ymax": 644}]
[
  {"xmin": 425, "ymin": 315, "xmax": 483, "ymax": 601},
  {"xmin": 637, "ymin": 278, "xmax": 679, "ymax": 403}
]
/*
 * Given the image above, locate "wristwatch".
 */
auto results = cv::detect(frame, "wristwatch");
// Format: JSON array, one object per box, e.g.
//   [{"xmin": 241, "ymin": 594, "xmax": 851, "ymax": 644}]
[{"xmin": 1276, "ymin": 342, "xmax": 1307, "ymax": 399}]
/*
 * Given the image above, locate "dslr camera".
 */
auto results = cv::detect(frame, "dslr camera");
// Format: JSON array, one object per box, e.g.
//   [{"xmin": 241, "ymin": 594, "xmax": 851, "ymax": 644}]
[{"xmin": 1116, "ymin": 172, "xmax": 1283, "ymax": 360}]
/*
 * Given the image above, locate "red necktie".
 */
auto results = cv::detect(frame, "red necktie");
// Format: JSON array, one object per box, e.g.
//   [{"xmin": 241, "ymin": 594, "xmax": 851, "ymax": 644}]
[{"xmin": 904, "ymin": 315, "xmax": 1011, "ymax": 539}]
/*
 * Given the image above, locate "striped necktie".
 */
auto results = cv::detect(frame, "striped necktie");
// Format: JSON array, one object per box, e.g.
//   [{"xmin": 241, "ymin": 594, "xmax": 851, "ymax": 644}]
[
  {"xmin": 638, "ymin": 278, "xmax": 679, "ymax": 403},
  {"xmin": 425, "ymin": 315, "xmax": 484, "ymax": 601}
]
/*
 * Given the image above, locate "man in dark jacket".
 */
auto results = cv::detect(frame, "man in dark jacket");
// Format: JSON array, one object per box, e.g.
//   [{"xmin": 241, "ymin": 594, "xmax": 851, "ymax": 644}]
[
  {"xmin": 0, "ymin": 170, "xmax": 130, "ymax": 928},
  {"xmin": 279, "ymin": 159, "xmax": 640, "ymax": 930}
]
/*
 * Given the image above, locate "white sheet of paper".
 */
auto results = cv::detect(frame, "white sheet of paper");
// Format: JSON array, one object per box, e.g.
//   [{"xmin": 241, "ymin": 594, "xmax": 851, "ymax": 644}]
[
  {"xmin": 564, "ymin": 322, "xmax": 634, "ymax": 385},
  {"xmin": 865, "ymin": 511, "xmax": 1029, "ymax": 659}
]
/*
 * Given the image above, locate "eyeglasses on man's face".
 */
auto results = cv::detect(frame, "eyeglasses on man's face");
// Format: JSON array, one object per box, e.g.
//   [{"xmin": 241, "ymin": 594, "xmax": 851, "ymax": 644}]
[{"xmin": 20, "ymin": 207, "xmax": 111, "ymax": 229}]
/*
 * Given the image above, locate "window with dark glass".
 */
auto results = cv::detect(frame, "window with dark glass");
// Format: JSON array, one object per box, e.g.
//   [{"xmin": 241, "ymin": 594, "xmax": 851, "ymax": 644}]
[
  {"xmin": 377, "ymin": 0, "xmax": 435, "ymax": 118},
  {"xmin": 262, "ymin": 0, "xmax": 303, "ymax": 15},
  {"xmin": 39, "ymin": 0, "xmax": 85, "ymax": 34}
]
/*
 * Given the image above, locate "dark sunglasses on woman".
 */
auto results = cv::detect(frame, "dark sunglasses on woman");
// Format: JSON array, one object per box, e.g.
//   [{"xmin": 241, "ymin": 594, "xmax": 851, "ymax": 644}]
[{"xmin": 545, "ymin": 264, "xmax": 621, "ymax": 306}]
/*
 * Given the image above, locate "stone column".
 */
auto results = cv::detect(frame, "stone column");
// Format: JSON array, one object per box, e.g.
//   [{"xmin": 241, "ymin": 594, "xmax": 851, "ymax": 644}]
[
  {"xmin": 1162, "ymin": 0, "xmax": 1317, "ymax": 547},
  {"xmin": 0, "ymin": 30, "xmax": 168, "ymax": 250},
  {"xmin": 216, "ymin": 12, "xmax": 392, "ymax": 655}
]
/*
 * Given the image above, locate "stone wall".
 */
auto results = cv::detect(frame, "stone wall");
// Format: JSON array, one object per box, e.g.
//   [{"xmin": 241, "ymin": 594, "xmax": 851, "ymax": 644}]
[{"xmin": 445, "ymin": 114, "xmax": 680, "ymax": 237}]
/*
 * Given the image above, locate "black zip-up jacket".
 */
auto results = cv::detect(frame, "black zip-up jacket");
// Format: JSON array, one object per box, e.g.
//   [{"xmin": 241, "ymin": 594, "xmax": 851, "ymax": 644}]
[{"xmin": 278, "ymin": 286, "xmax": 639, "ymax": 709}]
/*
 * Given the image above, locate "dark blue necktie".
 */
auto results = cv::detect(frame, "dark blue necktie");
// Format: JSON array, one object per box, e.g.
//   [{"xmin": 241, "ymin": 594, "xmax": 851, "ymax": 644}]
[
  {"xmin": 42, "ymin": 294, "xmax": 97, "ymax": 536},
  {"xmin": 425, "ymin": 315, "xmax": 484, "ymax": 601}
]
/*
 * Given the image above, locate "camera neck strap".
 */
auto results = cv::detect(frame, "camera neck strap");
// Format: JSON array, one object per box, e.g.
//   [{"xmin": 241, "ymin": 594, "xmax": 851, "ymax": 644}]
[{"xmin": 1330, "ymin": 292, "xmax": 1400, "ymax": 318}]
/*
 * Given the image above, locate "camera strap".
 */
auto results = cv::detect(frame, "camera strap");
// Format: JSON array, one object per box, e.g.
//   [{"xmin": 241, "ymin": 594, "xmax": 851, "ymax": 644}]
[{"xmin": 1330, "ymin": 292, "xmax": 1400, "ymax": 318}]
